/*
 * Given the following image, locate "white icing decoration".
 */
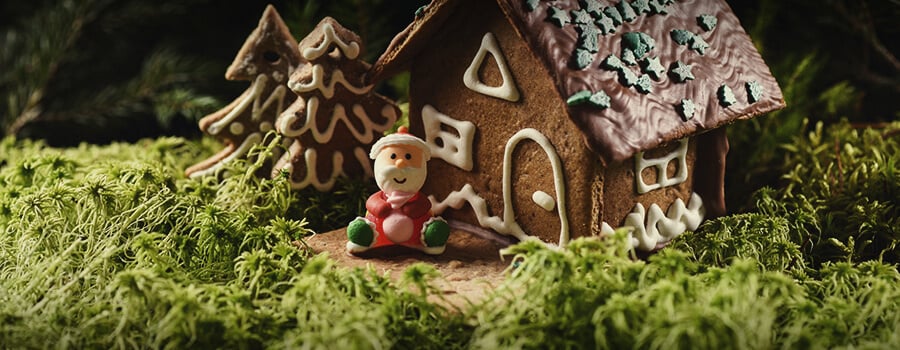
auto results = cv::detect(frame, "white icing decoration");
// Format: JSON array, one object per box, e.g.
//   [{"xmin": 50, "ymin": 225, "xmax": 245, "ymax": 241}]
[
  {"xmin": 635, "ymin": 138, "xmax": 689, "ymax": 194},
  {"xmin": 421, "ymin": 105, "xmax": 476, "ymax": 171},
  {"xmin": 283, "ymin": 147, "xmax": 344, "ymax": 191},
  {"xmin": 229, "ymin": 122, "xmax": 245, "ymax": 135},
  {"xmin": 188, "ymin": 133, "xmax": 262, "ymax": 179},
  {"xmin": 272, "ymin": 71, "xmax": 285, "ymax": 83},
  {"xmin": 462, "ymin": 32, "xmax": 520, "ymax": 102},
  {"xmin": 430, "ymin": 128, "xmax": 571, "ymax": 246},
  {"xmin": 302, "ymin": 22, "xmax": 361, "ymax": 60},
  {"xmin": 259, "ymin": 121, "xmax": 273, "ymax": 133},
  {"xmin": 278, "ymin": 96, "xmax": 396, "ymax": 145},
  {"xmin": 289, "ymin": 64, "xmax": 373, "ymax": 98},
  {"xmin": 532, "ymin": 191, "xmax": 555, "ymax": 211},
  {"xmin": 209, "ymin": 74, "xmax": 288, "ymax": 135},
  {"xmin": 601, "ymin": 192, "xmax": 705, "ymax": 251}
]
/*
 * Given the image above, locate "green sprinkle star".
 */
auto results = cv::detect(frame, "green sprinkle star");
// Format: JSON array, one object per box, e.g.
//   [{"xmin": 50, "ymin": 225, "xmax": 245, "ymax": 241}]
[
  {"xmin": 595, "ymin": 14, "xmax": 616, "ymax": 35},
  {"xmin": 580, "ymin": 0, "xmax": 603, "ymax": 16},
  {"xmin": 746, "ymin": 81, "xmax": 764, "ymax": 103},
  {"xmin": 640, "ymin": 56, "xmax": 666, "ymax": 80},
  {"xmin": 524, "ymin": 0, "xmax": 540, "ymax": 11},
  {"xmin": 548, "ymin": 6, "xmax": 570, "ymax": 27},
  {"xmin": 679, "ymin": 98, "xmax": 696, "ymax": 120},
  {"xmin": 669, "ymin": 61, "xmax": 694, "ymax": 82},
  {"xmin": 601, "ymin": 55, "xmax": 625, "ymax": 70},
  {"xmin": 718, "ymin": 85, "xmax": 737, "ymax": 107},
  {"xmin": 622, "ymin": 32, "xmax": 655, "ymax": 59},
  {"xmin": 630, "ymin": 0, "xmax": 650, "ymax": 14},
  {"xmin": 690, "ymin": 35, "xmax": 709, "ymax": 55},
  {"xmin": 617, "ymin": 1, "xmax": 637, "ymax": 22},
  {"xmin": 577, "ymin": 24, "xmax": 600, "ymax": 53},
  {"xmin": 573, "ymin": 48, "xmax": 595, "ymax": 70},
  {"xmin": 571, "ymin": 9, "xmax": 593, "ymax": 24},
  {"xmin": 567, "ymin": 90, "xmax": 592, "ymax": 105},
  {"xmin": 603, "ymin": 6, "xmax": 623, "ymax": 25},
  {"xmin": 635, "ymin": 75, "xmax": 652, "ymax": 94},
  {"xmin": 567, "ymin": 89, "xmax": 611, "ymax": 108},
  {"xmin": 622, "ymin": 50, "xmax": 637, "ymax": 66},
  {"xmin": 671, "ymin": 29, "xmax": 694, "ymax": 45},
  {"xmin": 649, "ymin": 0, "xmax": 668, "ymax": 15},
  {"xmin": 698, "ymin": 14, "xmax": 717, "ymax": 31}
]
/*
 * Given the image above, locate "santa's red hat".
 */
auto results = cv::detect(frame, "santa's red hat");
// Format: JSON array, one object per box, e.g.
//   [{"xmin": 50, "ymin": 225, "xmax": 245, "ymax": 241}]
[{"xmin": 369, "ymin": 126, "xmax": 432, "ymax": 160}]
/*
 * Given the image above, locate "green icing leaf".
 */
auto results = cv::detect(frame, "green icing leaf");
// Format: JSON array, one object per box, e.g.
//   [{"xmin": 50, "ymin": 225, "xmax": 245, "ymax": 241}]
[
  {"xmin": 524, "ymin": 0, "xmax": 540, "ymax": 12},
  {"xmin": 571, "ymin": 9, "xmax": 593, "ymax": 24},
  {"xmin": 669, "ymin": 61, "xmax": 694, "ymax": 82},
  {"xmin": 601, "ymin": 55, "xmax": 625, "ymax": 70},
  {"xmin": 573, "ymin": 48, "xmax": 595, "ymax": 70},
  {"xmin": 622, "ymin": 32, "xmax": 655, "ymax": 59},
  {"xmin": 603, "ymin": 6, "xmax": 623, "ymax": 25},
  {"xmin": 690, "ymin": 35, "xmax": 709, "ymax": 55},
  {"xmin": 746, "ymin": 80, "xmax": 764, "ymax": 103},
  {"xmin": 718, "ymin": 84, "xmax": 737, "ymax": 107},
  {"xmin": 567, "ymin": 89, "xmax": 611, "ymax": 108},
  {"xmin": 671, "ymin": 29, "xmax": 694, "ymax": 45},
  {"xmin": 635, "ymin": 74, "xmax": 652, "ymax": 94},
  {"xmin": 630, "ymin": 0, "xmax": 651, "ymax": 14},
  {"xmin": 618, "ymin": 68, "xmax": 638, "ymax": 86},
  {"xmin": 640, "ymin": 56, "xmax": 666, "ymax": 80},
  {"xmin": 577, "ymin": 24, "xmax": 600, "ymax": 53},
  {"xmin": 594, "ymin": 14, "xmax": 616, "ymax": 35},
  {"xmin": 698, "ymin": 14, "xmax": 717, "ymax": 31},
  {"xmin": 548, "ymin": 6, "xmax": 571, "ymax": 27},
  {"xmin": 566, "ymin": 90, "xmax": 593, "ymax": 105},
  {"xmin": 679, "ymin": 98, "xmax": 696, "ymax": 120},
  {"xmin": 581, "ymin": 0, "xmax": 604, "ymax": 16},
  {"xmin": 617, "ymin": 1, "xmax": 637, "ymax": 23}
]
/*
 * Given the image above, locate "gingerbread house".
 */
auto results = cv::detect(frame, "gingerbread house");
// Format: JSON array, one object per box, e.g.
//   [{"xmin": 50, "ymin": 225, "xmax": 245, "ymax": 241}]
[{"xmin": 367, "ymin": 0, "xmax": 785, "ymax": 250}]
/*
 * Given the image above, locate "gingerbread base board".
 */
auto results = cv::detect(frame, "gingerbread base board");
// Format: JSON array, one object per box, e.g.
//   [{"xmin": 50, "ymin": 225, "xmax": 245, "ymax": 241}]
[{"xmin": 302, "ymin": 227, "xmax": 512, "ymax": 306}]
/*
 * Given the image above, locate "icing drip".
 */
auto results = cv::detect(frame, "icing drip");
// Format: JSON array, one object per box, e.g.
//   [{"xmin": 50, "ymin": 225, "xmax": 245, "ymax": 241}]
[
  {"xmin": 208, "ymin": 75, "xmax": 288, "ymax": 135},
  {"xmin": 279, "ymin": 96, "xmax": 397, "ymax": 144},
  {"xmin": 283, "ymin": 148, "xmax": 344, "ymax": 191},
  {"xmin": 189, "ymin": 133, "xmax": 262, "ymax": 179},
  {"xmin": 635, "ymin": 138, "xmax": 688, "ymax": 194},
  {"xmin": 430, "ymin": 128, "xmax": 571, "ymax": 246},
  {"xmin": 462, "ymin": 32, "xmax": 521, "ymax": 102},
  {"xmin": 289, "ymin": 64, "xmax": 373, "ymax": 98},
  {"xmin": 422, "ymin": 104, "xmax": 476, "ymax": 171},
  {"xmin": 302, "ymin": 22, "xmax": 360, "ymax": 60},
  {"xmin": 603, "ymin": 192, "xmax": 705, "ymax": 251}
]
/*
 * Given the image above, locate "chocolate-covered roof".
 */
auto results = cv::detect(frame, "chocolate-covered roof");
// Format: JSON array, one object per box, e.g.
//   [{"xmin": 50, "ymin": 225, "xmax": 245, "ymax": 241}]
[{"xmin": 370, "ymin": 0, "xmax": 785, "ymax": 164}]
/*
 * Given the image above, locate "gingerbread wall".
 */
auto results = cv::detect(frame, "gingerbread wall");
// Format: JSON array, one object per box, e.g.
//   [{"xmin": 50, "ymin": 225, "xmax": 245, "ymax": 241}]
[{"xmin": 405, "ymin": 0, "xmax": 599, "ymax": 245}]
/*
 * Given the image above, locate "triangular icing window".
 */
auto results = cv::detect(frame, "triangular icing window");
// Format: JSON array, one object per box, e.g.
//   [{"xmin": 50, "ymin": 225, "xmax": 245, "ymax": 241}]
[{"xmin": 462, "ymin": 32, "xmax": 520, "ymax": 102}]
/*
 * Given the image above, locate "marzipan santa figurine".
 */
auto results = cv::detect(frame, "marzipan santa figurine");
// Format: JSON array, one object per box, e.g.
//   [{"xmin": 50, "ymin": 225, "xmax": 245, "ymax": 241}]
[{"xmin": 346, "ymin": 126, "xmax": 450, "ymax": 255}]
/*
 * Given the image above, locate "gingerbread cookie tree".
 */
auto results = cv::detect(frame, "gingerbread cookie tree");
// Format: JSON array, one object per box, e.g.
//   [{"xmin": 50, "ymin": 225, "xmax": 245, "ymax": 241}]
[
  {"xmin": 275, "ymin": 17, "xmax": 399, "ymax": 191},
  {"xmin": 186, "ymin": 5, "xmax": 303, "ymax": 178}
]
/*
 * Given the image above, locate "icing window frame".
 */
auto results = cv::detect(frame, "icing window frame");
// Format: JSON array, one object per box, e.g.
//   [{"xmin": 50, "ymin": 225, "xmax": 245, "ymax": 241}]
[
  {"xmin": 422, "ymin": 104, "xmax": 476, "ymax": 171},
  {"xmin": 634, "ymin": 138, "xmax": 689, "ymax": 194}
]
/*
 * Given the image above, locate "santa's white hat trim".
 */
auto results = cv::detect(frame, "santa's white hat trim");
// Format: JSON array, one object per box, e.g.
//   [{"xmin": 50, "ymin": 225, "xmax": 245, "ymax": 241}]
[{"xmin": 369, "ymin": 126, "xmax": 431, "ymax": 160}]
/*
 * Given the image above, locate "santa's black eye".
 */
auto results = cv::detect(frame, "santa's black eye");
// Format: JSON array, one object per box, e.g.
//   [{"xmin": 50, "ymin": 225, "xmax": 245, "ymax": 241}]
[
  {"xmin": 390, "ymin": 153, "xmax": 397, "ymax": 159},
  {"xmin": 405, "ymin": 153, "xmax": 412, "ymax": 160}
]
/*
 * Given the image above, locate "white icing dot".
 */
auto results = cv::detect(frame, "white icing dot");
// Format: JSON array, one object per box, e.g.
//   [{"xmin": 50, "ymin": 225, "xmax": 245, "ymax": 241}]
[
  {"xmin": 272, "ymin": 71, "xmax": 285, "ymax": 83},
  {"xmin": 230, "ymin": 122, "xmax": 245, "ymax": 135},
  {"xmin": 532, "ymin": 191, "xmax": 555, "ymax": 211},
  {"xmin": 259, "ymin": 121, "xmax": 273, "ymax": 132}
]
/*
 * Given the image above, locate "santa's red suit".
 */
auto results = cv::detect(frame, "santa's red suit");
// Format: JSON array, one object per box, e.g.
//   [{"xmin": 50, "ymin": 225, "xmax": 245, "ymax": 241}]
[{"xmin": 364, "ymin": 190, "xmax": 434, "ymax": 248}]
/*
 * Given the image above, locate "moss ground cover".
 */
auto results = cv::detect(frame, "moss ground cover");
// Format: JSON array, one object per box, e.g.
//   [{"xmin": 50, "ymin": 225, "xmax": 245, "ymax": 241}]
[{"xmin": 0, "ymin": 121, "xmax": 898, "ymax": 348}]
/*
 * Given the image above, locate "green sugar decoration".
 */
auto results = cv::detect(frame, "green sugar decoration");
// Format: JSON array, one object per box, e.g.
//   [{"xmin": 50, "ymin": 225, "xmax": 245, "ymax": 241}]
[
  {"xmin": 573, "ymin": 48, "xmax": 595, "ymax": 70},
  {"xmin": 746, "ymin": 80, "xmax": 764, "ymax": 103},
  {"xmin": 690, "ymin": 36, "xmax": 709, "ymax": 55},
  {"xmin": 581, "ymin": 0, "xmax": 604, "ymax": 16},
  {"xmin": 630, "ymin": 0, "xmax": 651, "ymax": 14},
  {"xmin": 603, "ymin": 6, "xmax": 623, "ymax": 26},
  {"xmin": 679, "ymin": 98, "xmax": 696, "ymax": 120},
  {"xmin": 718, "ymin": 84, "xmax": 737, "ymax": 107},
  {"xmin": 669, "ymin": 61, "xmax": 694, "ymax": 82},
  {"xmin": 635, "ymin": 75, "xmax": 652, "ymax": 94},
  {"xmin": 567, "ymin": 89, "xmax": 611, "ymax": 108},
  {"xmin": 594, "ymin": 14, "xmax": 616, "ymax": 35},
  {"xmin": 602, "ymin": 54, "xmax": 625, "ymax": 70},
  {"xmin": 671, "ymin": 29, "xmax": 694, "ymax": 45},
  {"xmin": 622, "ymin": 50, "xmax": 638, "ymax": 66},
  {"xmin": 571, "ymin": 9, "xmax": 593, "ymax": 24},
  {"xmin": 524, "ymin": 0, "xmax": 540, "ymax": 11},
  {"xmin": 640, "ymin": 56, "xmax": 666, "ymax": 80},
  {"xmin": 648, "ymin": 0, "xmax": 669, "ymax": 15},
  {"xmin": 415, "ymin": 4, "xmax": 428, "ymax": 18},
  {"xmin": 618, "ymin": 68, "xmax": 639, "ymax": 87},
  {"xmin": 617, "ymin": 1, "xmax": 637, "ymax": 23},
  {"xmin": 698, "ymin": 14, "xmax": 718, "ymax": 31},
  {"xmin": 548, "ymin": 6, "xmax": 571, "ymax": 27},
  {"xmin": 577, "ymin": 24, "xmax": 600, "ymax": 53},
  {"xmin": 622, "ymin": 32, "xmax": 656, "ymax": 59}
]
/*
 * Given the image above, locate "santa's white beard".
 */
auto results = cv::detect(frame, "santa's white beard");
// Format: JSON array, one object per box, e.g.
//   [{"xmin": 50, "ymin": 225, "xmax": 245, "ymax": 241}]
[{"xmin": 375, "ymin": 164, "xmax": 426, "ymax": 195}]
